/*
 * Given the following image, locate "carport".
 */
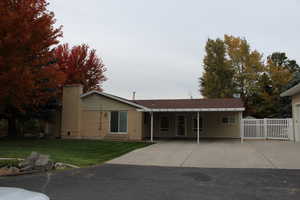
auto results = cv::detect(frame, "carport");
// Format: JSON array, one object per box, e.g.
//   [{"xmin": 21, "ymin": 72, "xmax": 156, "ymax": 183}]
[{"xmin": 132, "ymin": 98, "xmax": 245, "ymax": 143}]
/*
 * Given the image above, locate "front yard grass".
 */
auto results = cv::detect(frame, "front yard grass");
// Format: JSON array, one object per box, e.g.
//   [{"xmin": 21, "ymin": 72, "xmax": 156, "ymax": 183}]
[{"xmin": 0, "ymin": 139, "xmax": 150, "ymax": 167}]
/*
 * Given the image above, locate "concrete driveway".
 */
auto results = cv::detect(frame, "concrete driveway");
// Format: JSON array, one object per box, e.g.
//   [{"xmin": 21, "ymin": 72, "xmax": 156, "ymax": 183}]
[{"xmin": 108, "ymin": 140, "xmax": 300, "ymax": 169}]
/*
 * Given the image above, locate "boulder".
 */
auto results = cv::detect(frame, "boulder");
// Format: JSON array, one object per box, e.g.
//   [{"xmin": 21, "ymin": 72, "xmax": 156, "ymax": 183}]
[
  {"xmin": 19, "ymin": 152, "xmax": 53, "ymax": 172},
  {"xmin": 35, "ymin": 155, "xmax": 53, "ymax": 171},
  {"xmin": 19, "ymin": 152, "xmax": 39, "ymax": 170},
  {"xmin": 54, "ymin": 162, "xmax": 79, "ymax": 169},
  {"xmin": 7, "ymin": 167, "xmax": 20, "ymax": 174},
  {"xmin": 0, "ymin": 166, "xmax": 20, "ymax": 176},
  {"xmin": 0, "ymin": 167, "xmax": 10, "ymax": 176}
]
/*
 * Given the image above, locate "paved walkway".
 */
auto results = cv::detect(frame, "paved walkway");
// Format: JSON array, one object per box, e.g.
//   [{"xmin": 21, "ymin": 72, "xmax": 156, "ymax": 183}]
[{"xmin": 108, "ymin": 140, "xmax": 300, "ymax": 169}]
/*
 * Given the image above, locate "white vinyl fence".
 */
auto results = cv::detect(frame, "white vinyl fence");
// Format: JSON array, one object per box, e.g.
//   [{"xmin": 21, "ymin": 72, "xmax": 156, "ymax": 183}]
[{"xmin": 241, "ymin": 118, "xmax": 294, "ymax": 141}]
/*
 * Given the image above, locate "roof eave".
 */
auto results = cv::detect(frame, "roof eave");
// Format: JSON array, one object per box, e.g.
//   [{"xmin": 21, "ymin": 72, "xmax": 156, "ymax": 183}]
[
  {"xmin": 280, "ymin": 83, "xmax": 300, "ymax": 97},
  {"xmin": 137, "ymin": 108, "xmax": 245, "ymax": 112},
  {"xmin": 80, "ymin": 90, "xmax": 149, "ymax": 110},
  {"xmin": 280, "ymin": 91, "xmax": 291, "ymax": 97}
]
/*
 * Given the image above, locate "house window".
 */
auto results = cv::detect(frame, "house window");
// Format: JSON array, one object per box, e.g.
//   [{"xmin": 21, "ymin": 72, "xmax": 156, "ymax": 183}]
[
  {"xmin": 193, "ymin": 117, "xmax": 203, "ymax": 132},
  {"xmin": 160, "ymin": 116, "xmax": 169, "ymax": 132},
  {"xmin": 110, "ymin": 111, "xmax": 128, "ymax": 133},
  {"xmin": 221, "ymin": 115, "xmax": 235, "ymax": 124}
]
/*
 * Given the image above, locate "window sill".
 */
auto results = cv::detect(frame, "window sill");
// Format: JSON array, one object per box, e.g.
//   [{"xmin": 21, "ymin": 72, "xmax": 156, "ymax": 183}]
[{"xmin": 109, "ymin": 132, "xmax": 128, "ymax": 135}]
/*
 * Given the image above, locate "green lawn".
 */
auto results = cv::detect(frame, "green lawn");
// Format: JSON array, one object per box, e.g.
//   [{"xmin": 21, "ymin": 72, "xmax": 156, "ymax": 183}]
[{"xmin": 0, "ymin": 139, "xmax": 150, "ymax": 167}]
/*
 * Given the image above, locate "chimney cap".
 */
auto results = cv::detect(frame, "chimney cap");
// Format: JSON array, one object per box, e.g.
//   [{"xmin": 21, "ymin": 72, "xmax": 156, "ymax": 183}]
[{"xmin": 64, "ymin": 84, "xmax": 83, "ymax": 88}]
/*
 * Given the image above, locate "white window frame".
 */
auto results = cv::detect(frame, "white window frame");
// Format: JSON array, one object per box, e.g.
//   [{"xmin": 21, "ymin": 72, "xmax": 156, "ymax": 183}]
[
  {"xmin": 159, "ymin": 115, "xmax": 169, "ymax": 132},
  {"xmin": 109, "ymin": 111, "xmax": 128, "ymax": 134},
  {"xmin": 221, "ymin": 115, "xmax": 236, "ymax": 125}
]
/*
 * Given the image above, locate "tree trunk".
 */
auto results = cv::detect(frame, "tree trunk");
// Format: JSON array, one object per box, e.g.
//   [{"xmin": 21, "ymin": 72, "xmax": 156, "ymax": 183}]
[{"xmin": 7, "ymin": 117, "xmax": 17, "ymax": 138}]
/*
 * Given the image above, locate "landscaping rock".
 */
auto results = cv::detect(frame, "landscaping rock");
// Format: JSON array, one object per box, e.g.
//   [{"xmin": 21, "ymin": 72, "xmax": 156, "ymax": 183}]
[
  {"xmin": 8, "ymin": 166, "xmax": 20, "ymax": 174},
  {"xmin": 19, "ymin": 152, "xmax": 54, "ymax": 172},
  {"xmin": 0, "ymin": 167, "xmax": 10, "ymax": 176},
  {"xmin": 54, "ymin": 162, "xmax": 67, "ymax": 170},
  {"xmin": 0, "ymin": 166, "xmax": 20, "ymax": 176},
  {"xmin": 54, "ymin": 162, "xmax": 80, "ymax": 169},
  {"xmin": 19, "ymin": 152, "xmax": 39, "ymax": 170},
  {"xmin": 35, "ymin": 154, "xmax": 54, "ymax": 171},
  {"xmin": 0, "ymin": 153, "xmax": 80, "ymax": 176},
  {"xmin": 35, "ymin": 154, "xmax": 49, "ymax": 166}
]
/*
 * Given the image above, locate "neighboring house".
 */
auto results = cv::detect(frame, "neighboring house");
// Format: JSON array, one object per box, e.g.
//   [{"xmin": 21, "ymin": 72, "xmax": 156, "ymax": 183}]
[
  {"xmin": 61, "ymin": 84, "xmax": 245, "ymax": 142},
  {"xmin": 280, "ymin": 83, "xmax": 300, "ymax": 142}
]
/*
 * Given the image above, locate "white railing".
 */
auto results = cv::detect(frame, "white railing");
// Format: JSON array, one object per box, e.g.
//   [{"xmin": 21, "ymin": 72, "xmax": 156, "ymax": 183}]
[{"xmin": 241, "ymin": 118, "xmax": 294, "ymax": 141}]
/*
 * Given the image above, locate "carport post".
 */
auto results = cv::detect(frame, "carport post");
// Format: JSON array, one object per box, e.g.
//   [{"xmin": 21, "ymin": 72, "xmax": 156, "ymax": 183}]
[
  {"xmin": 240, "ymin": 112, "xmax": 244, "ymax": 144},
  {"xmin": 197, "ymin": 112, "xmax": 200, "ymax": 144},
  {"xmin": 150, "ymin": 112, "xmax": 153, "ymax": 143}
]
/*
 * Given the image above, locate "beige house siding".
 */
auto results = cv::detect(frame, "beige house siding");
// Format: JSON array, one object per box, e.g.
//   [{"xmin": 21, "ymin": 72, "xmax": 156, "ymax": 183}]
[
  {"xmin": 292, "ymin": 93, "xmax": 300, "ymax": 142},
  {"xmin": 81, "ymin": 110, "xmax": 102, "ymax": 139},
  {"xmin": 292, "ymin": 93, "xmax": 300, "ymax": 119},
  {"xmin": 81, "ymin": 94, "xmax": 135, "ymax": 110},
  {"xmin": 143, "ymin": 111, "xmax": 242, "ymax": 139},
  {"xmin": 61, "ymin": 85, "xmax": 242, "ymax": 141},
  {"xmin": 80, "ymin": 110, "xmax": 143, "ymax": 141},
  {"xmin": 61, "ymin": 85, "xmax": 143, "ymax": 140},
  {"xmin": 202, "ymin": 111, "xmax": 241, "ymax": 138},
  {"xmin": 81, "ymin": 94, "xmax": 143, "ymax": 140}
]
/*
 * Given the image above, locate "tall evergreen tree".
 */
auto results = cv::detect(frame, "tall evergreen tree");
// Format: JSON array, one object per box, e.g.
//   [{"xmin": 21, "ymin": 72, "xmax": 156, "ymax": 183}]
[
  {"xmin": 200, "ymin": 38, "xmax": 235, "ymax": 98},
  {"xmin": 248, "ymin": 52, "xmax": 299, "ymax": 117}
]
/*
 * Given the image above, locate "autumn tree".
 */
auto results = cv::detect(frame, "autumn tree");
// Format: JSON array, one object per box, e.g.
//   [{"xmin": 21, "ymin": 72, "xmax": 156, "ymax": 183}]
[
  {"xmin": 199, "ymin": 35, "xmax": 299, "ymax": 117},
  {"xmin": 0, "ymin": 0, "xmax": 64, "ymax": 137},
  {"xmin": 54, "ymin": 44, "xmax": 107, "ymax": 93},
  {"xmin": 200, "ymin": 35, "xmax": 263, "ymax": 102},
  {"xmin": 247, "ymin": 73, "xmax": 275, "ymax": 118},
  {"xmin": 251, "ymin": 52, "xmax": 300, "ymax": 117},
  {"xmin": 224, "ymin": 35, "xmax": 264, "ymax": 114},
  {"xmin": 267, "ymin": 52, "xmax": 299, "ymax": 73},
  {"xmin": 200, "ymin": 38, "xmax": 235, "ymax": 98}
]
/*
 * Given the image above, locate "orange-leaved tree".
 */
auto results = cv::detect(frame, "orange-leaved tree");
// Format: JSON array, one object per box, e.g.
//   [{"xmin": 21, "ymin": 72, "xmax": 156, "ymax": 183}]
[
  {"xmin": 0, "ymin": 0, "xmax": 65, "ymax": 137},
  {"xmin": 54, "ymin": 44, "xmax": 107, "ymax": 93}
]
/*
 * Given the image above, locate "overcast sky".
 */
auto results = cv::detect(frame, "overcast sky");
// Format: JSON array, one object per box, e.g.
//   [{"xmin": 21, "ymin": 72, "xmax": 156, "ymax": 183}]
[{"xmin": 49, "ymin": 0, "xmax": 300, "ymax": 99}]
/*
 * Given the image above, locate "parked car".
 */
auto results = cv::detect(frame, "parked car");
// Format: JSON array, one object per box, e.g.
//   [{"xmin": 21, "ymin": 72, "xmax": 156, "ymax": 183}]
[{"xmin": 0, "ymin": 187, "xmax": 49, "ymax": 200}]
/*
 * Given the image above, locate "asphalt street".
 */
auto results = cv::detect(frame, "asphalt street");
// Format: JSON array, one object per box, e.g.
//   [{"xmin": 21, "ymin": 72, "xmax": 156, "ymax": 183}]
[{"xmin": 1, "ymin": 164, "xmax": 300, "ymax": 200}]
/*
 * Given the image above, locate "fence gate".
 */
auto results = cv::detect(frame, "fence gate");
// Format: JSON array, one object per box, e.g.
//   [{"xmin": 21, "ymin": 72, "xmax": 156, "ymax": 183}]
[{"xmin": 241, "ymin": 118, "xmax": 293, "ymax": 141}]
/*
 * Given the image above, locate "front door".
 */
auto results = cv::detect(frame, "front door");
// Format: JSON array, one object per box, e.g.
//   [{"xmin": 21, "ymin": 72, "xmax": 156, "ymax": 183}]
[{"xmin": 176, "ymin": 115, "xmax": 186, "ymax": 136}]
